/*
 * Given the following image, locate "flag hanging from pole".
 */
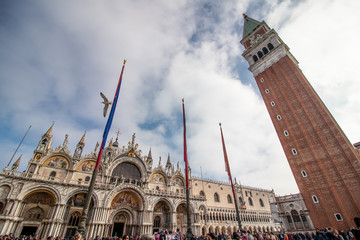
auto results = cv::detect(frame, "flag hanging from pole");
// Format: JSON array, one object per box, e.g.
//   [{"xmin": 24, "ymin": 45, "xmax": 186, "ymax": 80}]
[
  {"xmin": 220, "ymin": 123, "xmax": 232, "ymax": 180},
  {"xmin": 95, "ymin": 60, "xmax": 127, "ymax": 170},
  {"xmin": 182, "ymin": 98, "xmax": 189, "ymax": 190}
]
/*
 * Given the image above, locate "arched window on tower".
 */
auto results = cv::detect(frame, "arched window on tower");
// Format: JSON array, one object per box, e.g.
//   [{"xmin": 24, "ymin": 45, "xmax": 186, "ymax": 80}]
[
  {"xmin": 200, "ymin": 191, "xmax": 205, "ymax": 197},
  {"xmin": 227, "ymin": 194, "xmax": 232, "ymax": 203},
  {"xmin": 253, "ymin": 55, "xmax": 258, "ymax": 62},
  {"xmin": 259, "ymin": 198, "xmax": 264, "ymax": 207},
  {"xmin": 262, "ymin": 47, "xmax": 269, "ymax": 55},
  {"xmin": 258, "ymin": 51, "xmax": 264, "ymax": 59},
  {"xmin": 214, "ymin": 193, "xmax": 220, "ymax": 202},
  {"xmin": 268, "ymin": 43, "xmax": 274, "ymax": 50}
]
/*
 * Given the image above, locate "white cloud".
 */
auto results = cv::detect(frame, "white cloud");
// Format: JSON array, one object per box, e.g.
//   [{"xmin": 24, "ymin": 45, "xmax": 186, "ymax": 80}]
[{"xmin": 0, "ymin": 0, "xmax": 358, "ymax": 196}]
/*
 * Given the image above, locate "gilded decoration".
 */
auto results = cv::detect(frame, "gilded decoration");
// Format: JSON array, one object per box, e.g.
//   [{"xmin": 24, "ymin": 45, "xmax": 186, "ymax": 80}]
[
  {"xmin": 77, "ymin": 161, "xmax": 96, "ymax": 172},
  {"xmin": 35, "ymin": 153, "xmax": 42, "ymax": 161},
  {"xmin": 150, "ymin": 173, "xmax": 165, "ymax": 184},
  {"xmin": 44, "ymin": 156, "xmax": 69, "ymax": 169},
  {"xmin": 171, "ymin": 177, "xmax": 184, "ymax": 186},
  {"xmin": 111, "ymin": 191, "xmax": 140, "ymax": 210},
  {"xmin": 128, "ymin": 151, "xmax": 136, "ymax": 157},
  {"xmin": 154, "ymin": 201, "xmax": 170, "ymax": 212},
  {"xmin": 71, "ymin": 193, "xmax": 86, "ymax": 207}
]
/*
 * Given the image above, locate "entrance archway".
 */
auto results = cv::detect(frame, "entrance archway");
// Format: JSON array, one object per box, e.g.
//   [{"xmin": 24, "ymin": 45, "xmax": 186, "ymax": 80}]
[
  {"xmin": 176, "ymin": 203, "xmax": 187, "ymax": 234},
  {"xmin": 110, "ymin": 189, "xmax": 143, "ymax": 236},
  {"xmin": 153, "ymin": 200, "xmax": 171, "ymax": 233},
  {"xmin": 112, "ymin": 211, "xmax": 131, "ymax": 237},
  {"xmin": 64, "ymin": 193, "xmax": 95, "ymax": 238},
  {"xmin": 20, "ymin": 190, "xmax": 56, "ymax": 237}
]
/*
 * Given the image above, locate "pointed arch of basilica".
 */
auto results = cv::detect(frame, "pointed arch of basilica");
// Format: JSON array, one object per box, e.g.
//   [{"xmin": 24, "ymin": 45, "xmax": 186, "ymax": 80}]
[{"xmin": 152, "ymin": 198, "xmax": 174, "ymax": 233}]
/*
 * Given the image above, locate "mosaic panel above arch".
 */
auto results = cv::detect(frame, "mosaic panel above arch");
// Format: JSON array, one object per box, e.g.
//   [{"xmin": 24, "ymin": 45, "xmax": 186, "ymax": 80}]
[
  {"xmin": 43, "ymin": 156, "xmax": 69, "ymax": 169},
  {"xmin": 23, "ymin": 190, "xmax": 56, "ymax": 205},
  {"xmin": 171, "ymin": 177, "xmax": 184, "ymax": 186},
  {"xmin": 77, "ymin": 160, "xmax": 102, "ymax": 174},
  {"xmin": 111, "ymin": 190, "xmax": 142, "ymax": 210},
  {"xmin": 150, "ymin": 173, "xmax": 166, "ymax": 185}
]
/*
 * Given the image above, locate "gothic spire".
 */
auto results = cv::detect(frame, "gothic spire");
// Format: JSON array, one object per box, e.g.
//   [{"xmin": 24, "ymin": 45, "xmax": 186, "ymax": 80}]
[
  {"xmin": 166, "ymin": 153, "xmax": 171, "ymax": 166},
  {"xmin": 79, "ymin": 131, "xmax": 86, "ymax": 145},
  {"xmin": 148, "ymin": 148, "xmax": 152, "ymax": 159},
  {"xmin": 44, "ymin": 121, "xmax": 54, "ymax": 138},
  {"xmin": 11, "ymin": 154, "xmax": 22, "ymax": 170}
]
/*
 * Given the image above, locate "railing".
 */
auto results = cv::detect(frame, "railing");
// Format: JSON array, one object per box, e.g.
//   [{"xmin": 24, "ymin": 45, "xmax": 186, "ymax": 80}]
[{"xmin": 0, "ymin": 169, "xmax": 143, "ymax": 189}]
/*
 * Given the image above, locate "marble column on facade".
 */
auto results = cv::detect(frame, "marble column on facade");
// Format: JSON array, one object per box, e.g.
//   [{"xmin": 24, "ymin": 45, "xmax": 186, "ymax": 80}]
[{"xmin": 289, "ymin": 214, "xmax": 296, "ymax": 230}]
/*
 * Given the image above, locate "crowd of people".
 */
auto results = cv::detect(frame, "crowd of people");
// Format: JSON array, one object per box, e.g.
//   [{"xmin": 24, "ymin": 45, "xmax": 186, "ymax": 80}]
[{"xmin": 0, "ymin": 227, "xmax": 359, "ymax": 240}]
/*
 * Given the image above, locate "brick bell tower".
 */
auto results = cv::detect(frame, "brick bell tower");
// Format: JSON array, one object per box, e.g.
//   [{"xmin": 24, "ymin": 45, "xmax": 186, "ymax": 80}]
[{"xmin": 240, "ymin": 14, "xmax": 360, "ymax": 229}]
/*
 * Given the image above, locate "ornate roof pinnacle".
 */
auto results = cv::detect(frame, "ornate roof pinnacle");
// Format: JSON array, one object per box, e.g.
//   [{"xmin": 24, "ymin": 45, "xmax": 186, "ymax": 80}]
[
  {"xmin": 148, "ymin": 148, "xmax": 152, "ymax": 159},
  {"xmin": 44, "ymin": 121, "xmax": 55, "ymax": 137},
  {"xmin": 79, "ymin": 131, "xmax": 86, "ymax": 145},
  {"xmin": 12, "ymin": 154, "xmax": 22, "ymax": 168}
]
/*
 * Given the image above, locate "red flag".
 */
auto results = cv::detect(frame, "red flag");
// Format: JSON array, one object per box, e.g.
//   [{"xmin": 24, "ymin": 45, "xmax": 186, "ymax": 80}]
[
  {"xmin": 182, "ymin": 98, "xmax": 189, "ymax": 189},
  {"xmin": 220, "ymin": 123, "xmax": 231, "ymax": 179}
]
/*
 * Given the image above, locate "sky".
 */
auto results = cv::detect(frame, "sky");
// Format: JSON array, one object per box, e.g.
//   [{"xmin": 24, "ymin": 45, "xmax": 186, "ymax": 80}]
[{"xmin": 0, "ymin": 0, "xmax": 359, "ymax": 196}]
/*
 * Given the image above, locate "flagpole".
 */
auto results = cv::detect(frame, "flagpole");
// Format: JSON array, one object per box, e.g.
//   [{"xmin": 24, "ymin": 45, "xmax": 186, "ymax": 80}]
[
  {"xmin": 77, "ymin": 60, "xmax": 127, "ymax": 238},
  {"xmin": 6, "ymin": 125, "xmax": 31, "ymax": 168},
  {"xmin": 219, "ymin": 123, "xmax": 242, "ymax": 232},
  {"xmin": 182, "ymin": 98, "xmax": 193, "ymax": 240}
]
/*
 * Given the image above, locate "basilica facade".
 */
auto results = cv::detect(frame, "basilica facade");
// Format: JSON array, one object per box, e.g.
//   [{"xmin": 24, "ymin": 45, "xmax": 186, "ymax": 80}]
[{"xmin": 0, "ymin": 124, "xmax": 281, "ymax": 239}]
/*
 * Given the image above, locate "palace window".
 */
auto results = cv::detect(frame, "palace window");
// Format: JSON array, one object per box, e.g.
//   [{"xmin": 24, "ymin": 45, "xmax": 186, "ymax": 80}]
[
  {"xmin": 258, "ymin": 51, "xmax": 264, "ymax": 58},
  {"xmin": 227, "ymin": 194, "xmax": 232, "ymax": 204},
  {"xmin": 253, "ymin": 55, "xmax": 258, "ymax": 62},
  {"xmin": 259, "ymin": 199, "xmax": 264, "ymax": 207},
  {"xmin": 214, "ymin": 193, "xmax": 220, "ymax": 202},
  {"xmin": 248, "ymin": 197, "xmax": 253, "ymax": 206},
  {"xmin": 85, "ymin": 176, "xmax": 90, "ymax": 182},
  {"xmin": 200, "ymin": 191, "xmax": 205, "ymax": 197}
]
